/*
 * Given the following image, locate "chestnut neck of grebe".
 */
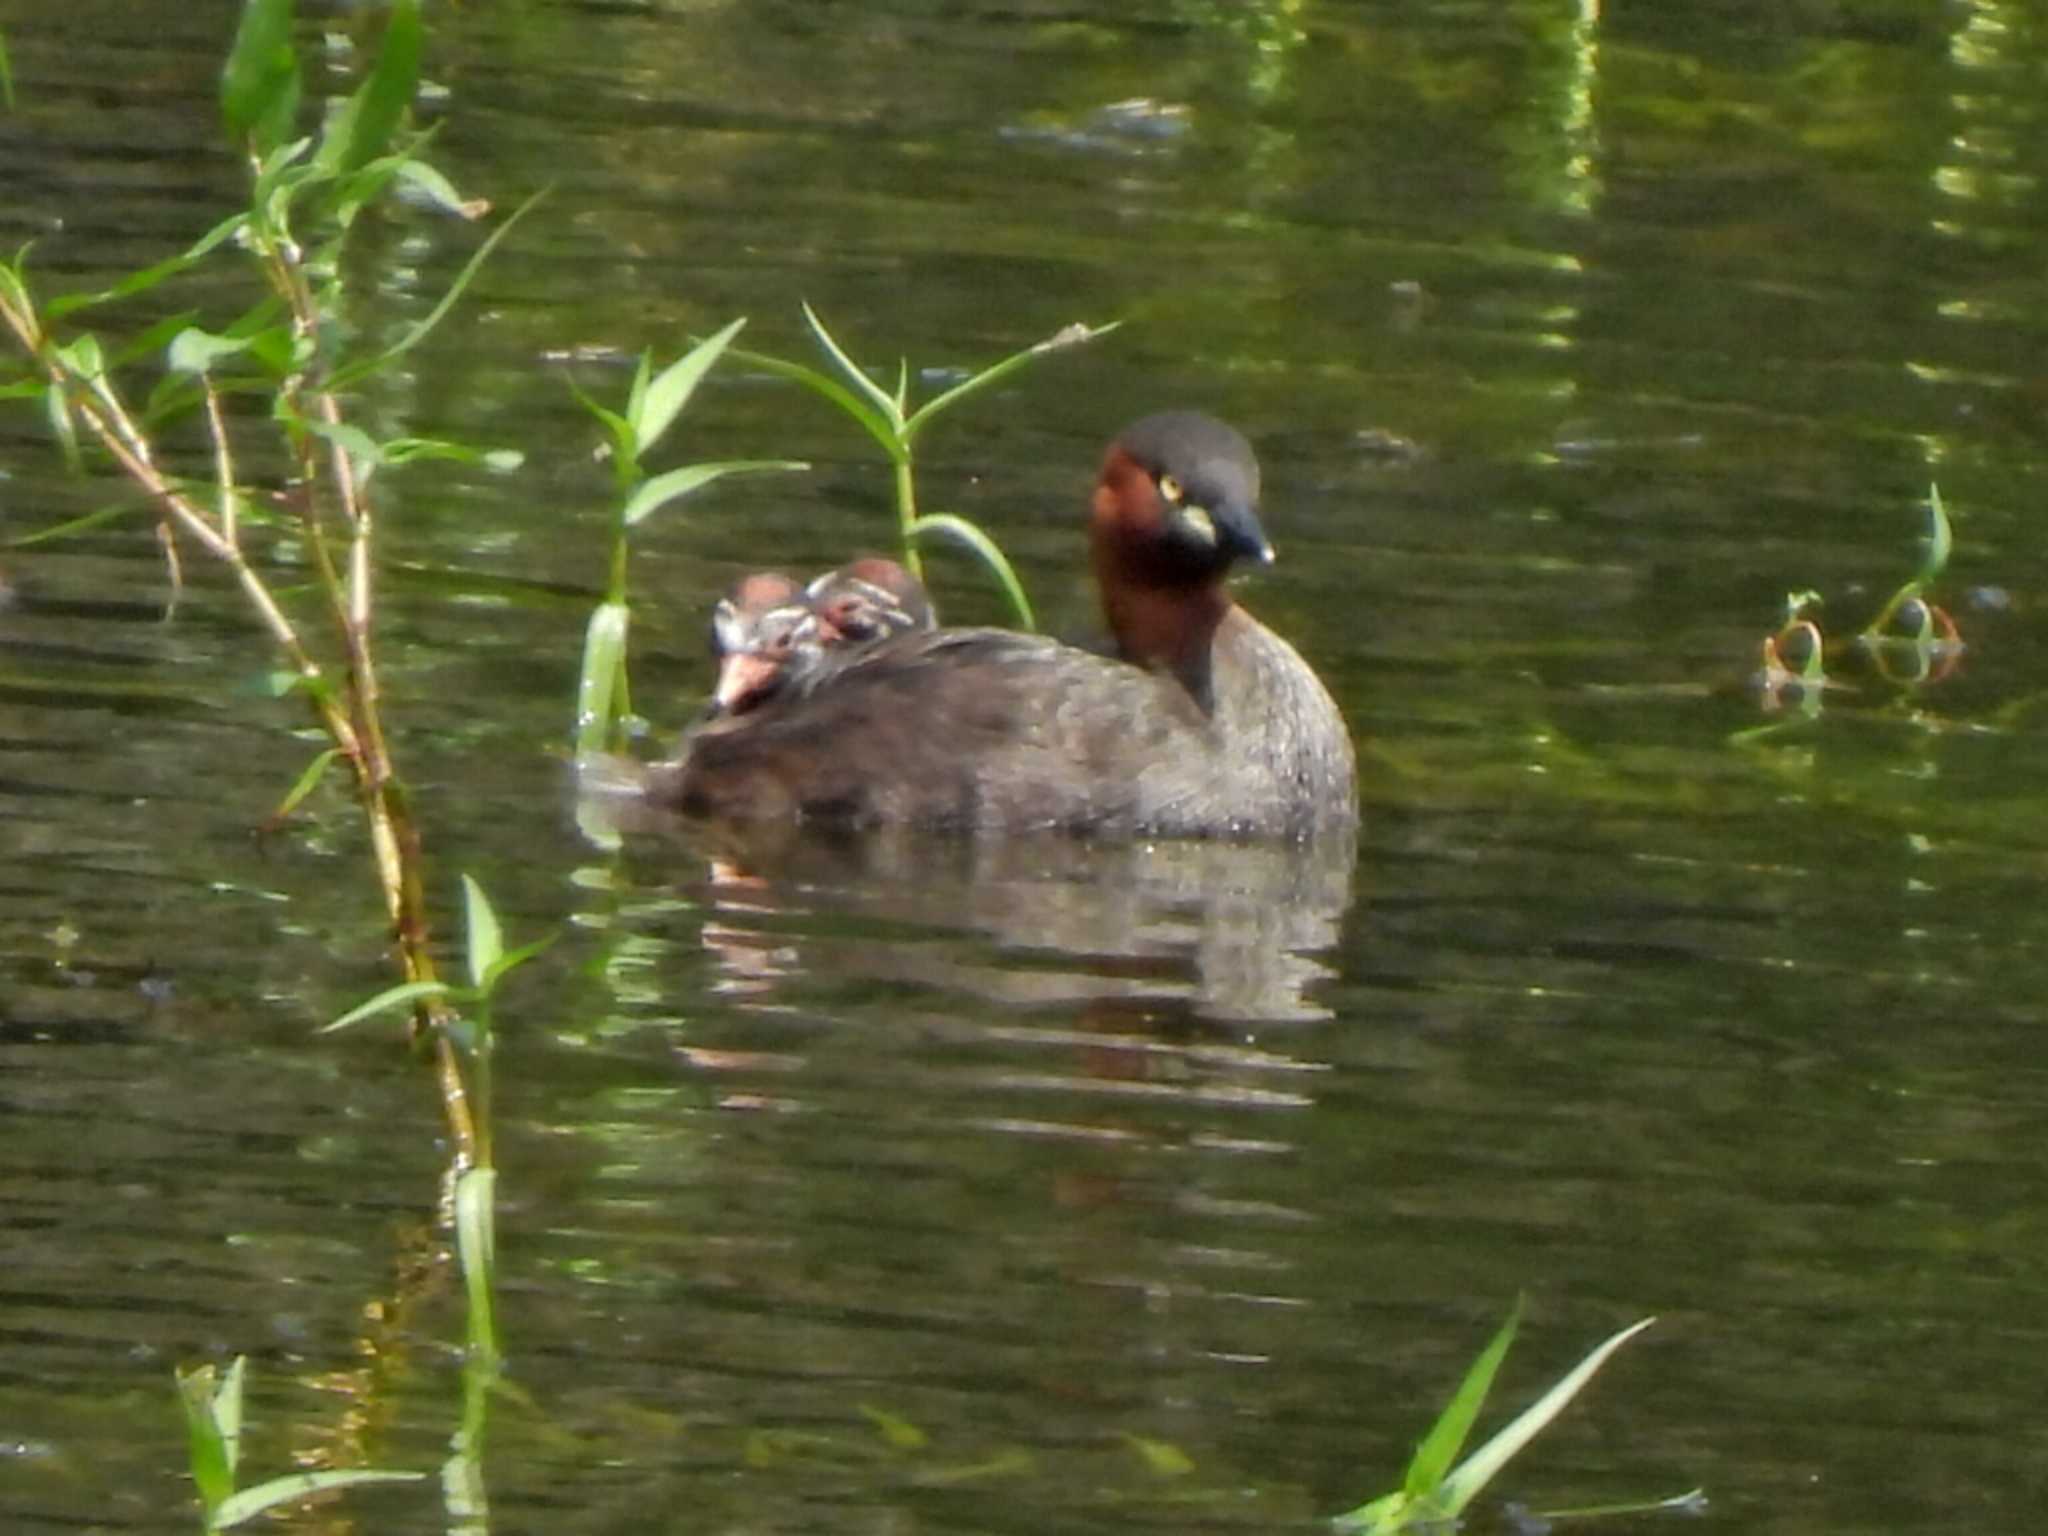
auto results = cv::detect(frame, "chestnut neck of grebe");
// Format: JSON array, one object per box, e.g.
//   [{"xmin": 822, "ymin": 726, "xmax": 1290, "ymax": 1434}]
[{"xmin": 1088, "ymin": 414, "xmax": 1273, "ymax": 706}]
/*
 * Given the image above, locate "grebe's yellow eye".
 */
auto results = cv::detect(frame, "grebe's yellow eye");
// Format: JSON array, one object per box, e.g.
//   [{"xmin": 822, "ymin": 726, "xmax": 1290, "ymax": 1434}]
[{"xmin": 1157, "ymin": 473, "xmax": 1183, "ymax": 504}]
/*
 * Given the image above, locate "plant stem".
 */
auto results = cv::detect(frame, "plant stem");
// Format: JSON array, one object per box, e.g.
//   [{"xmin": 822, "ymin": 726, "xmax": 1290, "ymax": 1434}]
[{"xmin": 894, "ymin": 453, "xmax": 922, "ymax": 581}]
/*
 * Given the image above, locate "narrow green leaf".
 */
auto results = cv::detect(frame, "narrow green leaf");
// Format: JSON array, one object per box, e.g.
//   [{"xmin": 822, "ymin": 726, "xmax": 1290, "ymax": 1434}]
[
  {"xmin": 173, "ymin": 1360, "xmax": 239, "ymax": 1513},
  {"xmin": 0, "ymin": 30, "xmax": 15, "ymax": 112},
  {"xmin": 0, "ymin": 246, "xmax": 31, "ymax": 314},
  {"xmin": 860, "ymin": 1404, "xmax": 929, "ymax": 1452},
  {"xmin": 339, "ymin": 0, "xmax": 421, "ymax": 173},
  {"xmin": 167, "ymin": 327, "xmax": 257, "ymax": 376},
  {"xmin": 141, "ymin": 371, "xmax": 206, "ymax": 433},
  {"xmin": 567, "ymin": 374, "xmax": 638, "ymax": 470},
  {"xmin": 902, "ymin": 320, "xmax": 1121, "ymax": 445},
  {"xmin": 908, "ymin": 513, "xmax": 1036, "ymax": 630},
  {"xmin": 574, "ymin": 601, "xmax": 631, "ymax": 758},
  {"xmin": 108, "ymin": 310, "xmax": 202, "ymax": 371},
  {"xmin": 249, "ymin": 136, "xmax": 315, "ymax": 235},
  {"xmin": 802, "ymin": 302, "xmax": 904, "ymax": 427},
  {"xmin": 1917, "ymin": 483, "xmax": 1952, "ymax": 584},
  {"xmin": 271, "ymin": 748, "xmax": 341, "ymax": 822},
  {"xmin": 479, "ymin": 932, "xmax": 558, "ymax": 994},
  {"xmin": 318, "ymin": 979, "xmax": 451, "ymax": 1034},
  {"xmin": 0, "ymin": 377, "xmax": 45, "ymax": 403},
  {"xmin": 1330, "ymin": 1490, "xmax": 1409, "ymax": 1534},
  {"xmin": 394, "ymin": 157, "xmax": 485, "ymax": 219},
  {"xmin": 1405, "ymin": 1299, "xmax": 1521, "ymax": 1498},
  {"xmin": 625, "ymin": 349, "xmax": 651, "ymax": 442},
  {"xmin": 632, "ymin": 317, "xmax": 747, "ymax": 457},
  {"xmin": 460, "ymin": 874, "xmax": 503, "ymax": 990},
  {"xmin": 56, "ymin": 333, "xmax": 104, "ymax": 383},
  {"xmin": 46, "ymin": 212, "xmax": 250, "ymax": 320},
  {"xmin": 376, "ymin": 436, "xmax": 522, "ymax": 470},
  {"xmin": 8, "ymin": 498, "xmax": 151, "ymax": 548},
  {"xmin": 326, "ymin": 188, "xmax": 546, "ymax": 391},
  {"xmin": 729, "ymin": 345, "xmax": 904, "ymax": 462},
  {"xmin": 214, "ymin": 1470, "xmax": 427, "ymax": 1530},
  {"xmin": 208, "ymin": 1356, "xmax": 246, "ymax": 1477},
  {"xmin": 620, "ymin": 458, "xmax": 809, "ymax": 528},
  {"xmin": 221, "ymin": 0, "xmax": 300, "ymax": 154},
  {"xmin": 297, "ymin": 415, "xmax": 386, "ymax": 472},
  {"xmin": 44, "ymin": 378, "xmax": 80, "ymax": 474},
  {"xmin": 1436, "ymin": 1316, "xmax": 1657, "ymax": 1517},
  {"xmin": 454, "ymin": 1167, "xmax": 499, "ymax": 1361},
  {"xmin": 1122, "ymin": 1433, "xmax": 1195, "ymax": 1477}
]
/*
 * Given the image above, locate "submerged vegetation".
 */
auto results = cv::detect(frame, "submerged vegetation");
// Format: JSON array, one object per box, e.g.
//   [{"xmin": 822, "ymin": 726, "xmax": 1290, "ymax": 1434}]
[{"xmin": 1747, "ymin": 486, "xmax": 1963, "ymax": 724}]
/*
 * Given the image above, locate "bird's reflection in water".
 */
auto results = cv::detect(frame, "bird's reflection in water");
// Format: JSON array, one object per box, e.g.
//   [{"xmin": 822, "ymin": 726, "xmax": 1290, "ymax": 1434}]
[{"xmin": 594, "ymin": 796, "xmax": 1357, "ymax": 1030}]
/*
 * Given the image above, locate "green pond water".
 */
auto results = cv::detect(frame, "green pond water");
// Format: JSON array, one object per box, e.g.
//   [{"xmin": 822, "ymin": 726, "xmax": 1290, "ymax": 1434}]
[{"xmin": 5, "ymin": 3, "xmax": 2048, "ymax": 1534}]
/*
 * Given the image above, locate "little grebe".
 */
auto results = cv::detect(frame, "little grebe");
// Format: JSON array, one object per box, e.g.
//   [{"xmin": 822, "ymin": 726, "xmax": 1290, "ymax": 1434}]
[
  {"xmin": 805, "ymin": 557, "xmax": 936, "ymax": 645},
  {"xmin": 706, "ymin": 571, "xmax": 812, "ymax": 718},
  {"xmin": 707, "ymin": 559, "xmax": 935, "ymax": 718},
  {"xmin": 651, "ymin": 412, "xmax": 1357, "ymax": 838}
]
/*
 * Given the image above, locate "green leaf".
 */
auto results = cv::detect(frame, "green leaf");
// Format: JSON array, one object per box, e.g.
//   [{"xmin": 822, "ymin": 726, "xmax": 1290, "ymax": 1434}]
[
  {"xmin": 377, "ymin": 436, "xmax": 523, "ymax": 470},
  {"xmin": 249, "ymin": 136, "xmax": 315, "ymax": 237},
  {"xmin": 632, "ymin": 318, "xmax": 747, "ymax": 457},
  {"xmin": 802, "ymin": 302, "xmax": 903, "ymax": 427},
  {"xmin": 214, "ymin": 1470, "xmax": 427, "ymax": 1529},
  {"xmin": 297, "ymin": 415, "xmax": 386, "ymax": 473},
  {"xmin": 43, "ymin": 377, "xmax": 80, "ymax": 474},
  {"xmin": 46, "ymin": 212, "xmax": 250, "ymax": 319},
  {"xmin": 1121, "ymin": 1433, "xmax": 1195, "ymax": 1477},
  {"xmin": 1331, "ymin": 1490, "xmax": 1409, "ymax": 1534},
  {"xmin": 167, "ymin": 327, "xmax": 258, "ymax": 376},
  {"xmin": 55, "ymin": 333, "xmax": 104, "ymax": 383},
  {"xmin": 173, "ymin": 1358, "xmax": 243, "ymax": 1514},
  {"xmin": 454, "ymin": 1167, "xmax": 498, "ymax": 1360},
  {"xmin": 460, "ymin": 874, "xmax": 503, "ymax": 990},
  {"xmin": 142, "ymin": 372, "xmax": 206, "ymax": 433},
  {"xmin": 1405, "ymin": 1299, "xmax": 1520, "ymax": 1499},
  {"xmin": 326, "ymin": 188, "xmax": 545, "ymax": 391},
  {"xmin": 108, "ymin": 310, "xmax": 202, "ymax": 371},
  {"xmin": 729, "ymin": 345, "xmax": 904, "ymax": 462},
  {"xmin": 480, "ymin": 932, "xmax": 558, "ymax": 994},
  {"xmin": 205, "ymin": 1357, "xmax": 245, "ymax": 1478},
  {"xmin": 0, "ymin": 377, "xmax": 44, "ymax": 404},
  {"xmin": 624, "ymin": 349, "xmax": 651, "ymax": 446},
  {"xmin": 393, "ymin": 157, "xmax": 484, "ymax": 220},
  {"xmin": 567, "ymin": 375, "xmax": 638, "ymax": 470},
  {"xmin": 8, "ymin": 498, "xmax": 151, "ymax": 548},
  {"xmin": 574, "ymin": 601, "xmax": 631, "ymax": 758},
  {"xmin": 1917, "ymin": 483, "xmax": 1952, "ymax": 584},
  {"xmin": 339, "ymin": 0, "xmax": 420, "ymax": 173},
  {"xmin": 860, "ymin": 1404, "xmax": 929, "ymax": 1452},
  {"xmin": 0, "ymin": 245, "xmax": 31, "ymax": 315},
  {"xmin": 902, "ymin": 320, "xmax": 1120, "ymax": 445},
  {"xmin": 271, "ymin": 748, "xmax": 341, "ymax": 822},
  {"xmin": 319, "ymin": 979, "xmax": 451, "ymax": 1034},
  {"xmin": 908, "ymin": 513, "xmax": 1036, "ymax": 630},
  {"xmin": 221, "ymin": 0, "xmax": 301, "ymax": 154},
  {"xmin": 620, "ymin": 458, "xmax": 808, "ymax": 528},
  {"xmin": 0, "ymin": 30, "xmax": 14, "ymax": 112},
  {"xmin": 1436, "ymin": 1316, "xmax": 1656, "ymax": 1517}
]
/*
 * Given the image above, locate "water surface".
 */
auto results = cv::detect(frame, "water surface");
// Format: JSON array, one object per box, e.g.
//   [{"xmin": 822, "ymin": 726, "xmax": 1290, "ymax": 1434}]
[{"xmin": 5, "ymin": 3, "xmax": 2048, "ymax": 1534}]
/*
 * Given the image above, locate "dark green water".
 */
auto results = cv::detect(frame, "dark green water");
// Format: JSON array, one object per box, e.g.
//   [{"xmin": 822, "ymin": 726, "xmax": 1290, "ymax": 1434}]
[{"xmin": 6, "ymin": 2, "xmax": 2048, "ymax": 1533}]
